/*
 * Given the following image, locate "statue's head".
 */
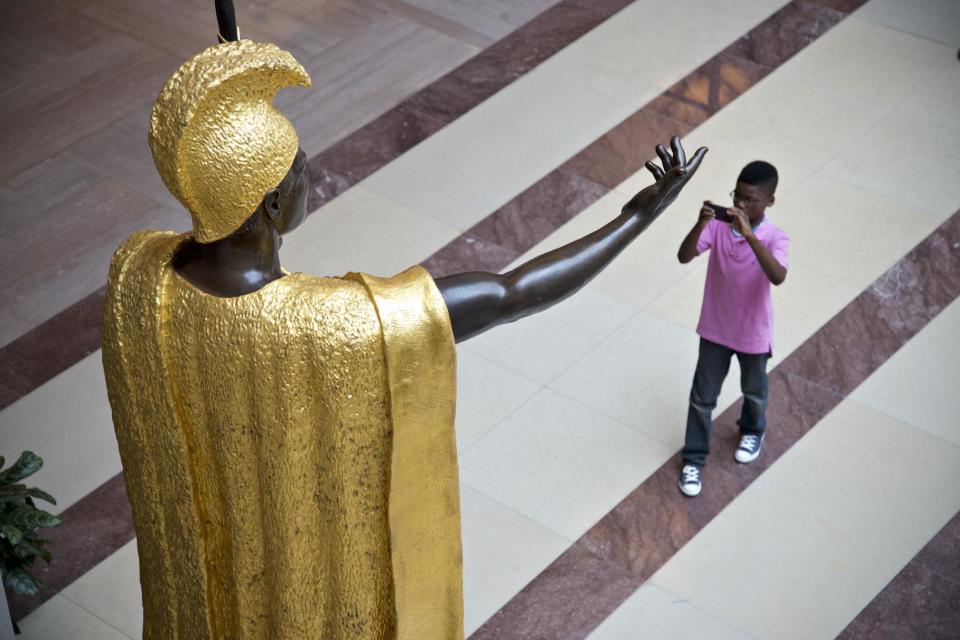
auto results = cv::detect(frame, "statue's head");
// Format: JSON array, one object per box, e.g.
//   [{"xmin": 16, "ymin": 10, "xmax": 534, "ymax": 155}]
[
  {"xmin": 149, "ymin": 40, "xmax": 311, "ymax": 242},
  {"xmin": 249, "ymin": 146, "xmax": 309, "ymax": 237}
]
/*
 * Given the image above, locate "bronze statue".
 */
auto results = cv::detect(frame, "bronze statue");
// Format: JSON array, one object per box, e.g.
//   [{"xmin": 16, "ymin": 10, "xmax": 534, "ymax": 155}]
[{"xmin": 101, "ymin": 4, "xmax": 706, "ymax": 639}]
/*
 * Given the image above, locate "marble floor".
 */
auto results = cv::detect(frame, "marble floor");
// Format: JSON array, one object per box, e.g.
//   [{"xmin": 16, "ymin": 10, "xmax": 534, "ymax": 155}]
[{"xmin": 2, "ymin": 0, "xmax": 959, "ymax": 638}]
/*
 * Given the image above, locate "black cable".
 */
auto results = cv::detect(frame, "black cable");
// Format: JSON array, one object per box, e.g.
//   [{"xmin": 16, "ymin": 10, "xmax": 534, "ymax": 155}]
[{"xmin": 215, "ymin": 0, "xmax": 238, "ymax": 42}]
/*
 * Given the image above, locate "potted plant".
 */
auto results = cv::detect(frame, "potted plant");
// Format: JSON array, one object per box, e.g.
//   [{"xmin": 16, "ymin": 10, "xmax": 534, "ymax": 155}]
[{"xmin": 1, "ymin": 452, "xmax": 62, "ymax": 636}]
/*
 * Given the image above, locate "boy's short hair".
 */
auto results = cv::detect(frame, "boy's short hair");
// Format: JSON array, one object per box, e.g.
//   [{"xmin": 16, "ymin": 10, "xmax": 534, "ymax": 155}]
[{"xmin": 738, "ymin": 161, "xmax": 779, "ymax": 194}]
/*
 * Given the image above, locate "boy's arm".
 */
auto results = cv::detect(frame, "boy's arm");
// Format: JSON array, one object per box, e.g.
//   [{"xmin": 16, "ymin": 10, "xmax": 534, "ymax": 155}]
[
  {"xmin": 730, "ymin": 209, "xmax": 787, "ymax": 285},
  {"xmin": 677, "ymin": 202, "xmax": 715, "ymax": 263}
]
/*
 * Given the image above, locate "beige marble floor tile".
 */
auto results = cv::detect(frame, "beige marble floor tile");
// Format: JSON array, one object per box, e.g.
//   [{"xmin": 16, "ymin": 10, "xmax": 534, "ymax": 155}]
[
  {"xmin": 824, "ymin": 110, "xmax": 960, "ymax": 219},
  {"xmin": 652, "ymin": 399, "xmax": 960, "ymax": 640},
  {"xmin": 856, "ymin": 0, "xmax": 960, "ymax": 47},
  {"xmin": 773, "ymin": 173, "xmax": 942, "ymax": 292},
  {"xmin": 460, "ymin": 485, "xmax": 572, "ymax": 636},
  {"xmin": 587, "ymin": 584, "xmax": 751, "ymax": 640},
  {"xmin": 463, "ymin": 286, "xmax": 639, "ymax": 385},
  {"xmin": 549, "ymin": 310, "xmax": 743, "ymax": 448},
  {"xmin": 643, "ymin": 262, "xmax": 708, "ymax": 334},
  {"xmin": 851, "ymin": 297, "xmax": 960, "ymax": 447},
  {"xmin": 719, "ymin": 70, "xmax": 888, "ymax": 159},
  {"xmin": 281, "ymin": 185, "xmax": 460, "ymax": 278},
  {"xmin": 0, "ymin": 354, "xmax": 121, "ymax": 514},
  {"xmin": 540, "ymin": 0, "xmax": 789, "ymax": 105},
  {"xmin": 460, "ymin": 388, "xmax": 676, "ymax": 540},
  {"xmin": 615, "ymin": 107, "xmax": 827, "ymax": 202},
  {"xmin": 770, "ymin": 264, "xmax": 862, "ymax": 358},
  {"xmin": 362, "ymin": 68, "xmax": 635, "ymax": 230},
  {"xmin": 61, "ymin": 540, "xmax": 142, "ymax": 640},
  {"xmin": 454, "ymin": 348, "xmax": 542, "ymax": 453},
  {"xmin": 898, "ymin": 64, "xmax": 960, "ymax": 132},
  {"xmin": 16, "ymin": 594, "xmax": 129, "ymax": 640},
  {"xmin": 776, "ymin": 17, "xmax": 957, "ymax": 109}
]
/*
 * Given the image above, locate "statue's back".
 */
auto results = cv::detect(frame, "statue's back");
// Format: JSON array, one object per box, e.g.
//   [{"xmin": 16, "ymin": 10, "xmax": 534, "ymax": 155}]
[{"xmin": 103, "ymin": 231, "xmax": 399, "ymax": 639}]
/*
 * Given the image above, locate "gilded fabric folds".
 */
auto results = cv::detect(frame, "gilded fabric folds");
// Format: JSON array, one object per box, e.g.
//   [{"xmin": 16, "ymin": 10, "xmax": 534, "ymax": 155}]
[{"xmin": 102, "ymin": 231, "xmax": 461, "ymax": 639}]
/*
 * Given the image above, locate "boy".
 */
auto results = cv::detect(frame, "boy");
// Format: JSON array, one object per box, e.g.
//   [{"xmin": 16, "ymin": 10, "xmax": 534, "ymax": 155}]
[{"xmin": 676, "ymin": 161, "xmax": 789, "ymax": 497}]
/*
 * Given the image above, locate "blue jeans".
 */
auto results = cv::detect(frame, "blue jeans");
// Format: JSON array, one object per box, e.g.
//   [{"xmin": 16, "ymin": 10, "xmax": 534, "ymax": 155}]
[{"xmin": 682, "ymin": 338, "xmax": 769, "ymax": 468}]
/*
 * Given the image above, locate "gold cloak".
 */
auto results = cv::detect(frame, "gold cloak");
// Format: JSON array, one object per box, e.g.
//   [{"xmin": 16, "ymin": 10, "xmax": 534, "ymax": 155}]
[{"xmin": 102, "ymin": 231, "xmax": 462, "ymax": 639}]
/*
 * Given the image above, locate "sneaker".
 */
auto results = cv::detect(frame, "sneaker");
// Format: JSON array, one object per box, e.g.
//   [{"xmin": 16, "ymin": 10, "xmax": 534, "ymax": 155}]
[
  {"xmin": 735, "ymin": 434, "xmax": 764, "ymax": 464},
  {"xmin": 679, "ymin": 464, "xmax": 702, "ymax": 497}
]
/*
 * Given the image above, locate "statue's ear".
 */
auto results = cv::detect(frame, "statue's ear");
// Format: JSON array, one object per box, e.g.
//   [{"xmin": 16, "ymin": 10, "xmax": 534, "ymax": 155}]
[{"xmin": 263, "ymin": 189, "xmax": 282, "ymax": 222}]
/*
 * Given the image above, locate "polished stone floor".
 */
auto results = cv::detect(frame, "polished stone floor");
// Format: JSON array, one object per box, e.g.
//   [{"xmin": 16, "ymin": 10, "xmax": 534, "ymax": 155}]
[{"xmin": 1, "ymin": 0, "xmax": 959, "ymax": 638}]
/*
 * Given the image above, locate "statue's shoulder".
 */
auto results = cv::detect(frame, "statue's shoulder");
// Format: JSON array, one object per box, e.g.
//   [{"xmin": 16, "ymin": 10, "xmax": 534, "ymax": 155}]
[{"xmin": 109, "ymin": 231, "xmax": 186, "ymax": 274}]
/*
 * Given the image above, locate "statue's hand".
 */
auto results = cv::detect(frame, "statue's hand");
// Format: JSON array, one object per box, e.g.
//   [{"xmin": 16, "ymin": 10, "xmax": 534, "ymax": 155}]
[{"xmin": 622, "ymin": 136, "xmax": 707, "ymax": 220}]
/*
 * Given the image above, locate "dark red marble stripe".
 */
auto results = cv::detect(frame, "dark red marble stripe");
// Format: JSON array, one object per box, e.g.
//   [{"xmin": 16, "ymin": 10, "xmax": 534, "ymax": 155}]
[
  {"xmin": 727, "ymin": 0, "xmax": 847, "ymax": 68},
  {"xmin": 839, "ymin": 512, "xmax": 960, "ymax": 640},
  {"xmin": 0, "ymin": 286, "xmax": 106, "ymax": 405}
]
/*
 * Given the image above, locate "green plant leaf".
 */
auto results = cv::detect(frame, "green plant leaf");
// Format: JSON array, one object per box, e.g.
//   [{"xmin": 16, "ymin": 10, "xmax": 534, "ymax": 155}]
[
  {"xmin": 1, "ymin": 523, "xmax": 23, "ymax": 546},
  {"xmin": 8, "ymin": 506, "xmax": 62, "ymax": 530},
  {"xmin": 0, "ymin": 451, "xmax": 43, "ymax": 485},
  {"xmin": 3, "ymin": 568, "xmax": 40, "ymax": 596},
  {"xmin": 26, "ymin": 488, "xmax": 56, "ymax": 505},
  {"xmin": 13, "ymin": 537, "xmax": 45, "ymax": 560},
  {"xmin": 0, "ymin": 483, "xmax": 28, "ymax": 501}
]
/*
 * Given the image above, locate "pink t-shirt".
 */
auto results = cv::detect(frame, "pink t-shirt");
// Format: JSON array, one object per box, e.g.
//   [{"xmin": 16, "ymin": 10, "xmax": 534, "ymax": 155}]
[{"xmin": 695, "ymin": 218, "xmax": 789, "ymax": 355}]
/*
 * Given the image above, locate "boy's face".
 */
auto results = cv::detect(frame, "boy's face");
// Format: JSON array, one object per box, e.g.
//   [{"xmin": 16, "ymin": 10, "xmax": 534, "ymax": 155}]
[{"xmin": 731, "ymin": 181, "xmax": 775, "ymax": 223}]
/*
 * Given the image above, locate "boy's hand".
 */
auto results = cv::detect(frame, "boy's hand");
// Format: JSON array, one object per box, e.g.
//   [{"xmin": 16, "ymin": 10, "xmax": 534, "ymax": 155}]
[
  {"xmin": 698, "ymin": 202, "xmax": 717, "ymax": 226},
  {"xmin": 729, "ymin": 208, "xmax": 754, "ymax": 238}
]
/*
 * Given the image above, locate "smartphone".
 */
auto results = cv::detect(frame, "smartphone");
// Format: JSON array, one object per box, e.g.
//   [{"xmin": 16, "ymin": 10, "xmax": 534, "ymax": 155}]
[{"xmin": 710, "ymin": 203, "xmax": 734, "ymax": 224}]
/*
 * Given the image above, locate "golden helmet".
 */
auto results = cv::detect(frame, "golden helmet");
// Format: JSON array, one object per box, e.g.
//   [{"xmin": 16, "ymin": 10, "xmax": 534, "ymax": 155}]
[{"xmin": 149, "ymin": 40, "xmax": 311, "ymax": 242}]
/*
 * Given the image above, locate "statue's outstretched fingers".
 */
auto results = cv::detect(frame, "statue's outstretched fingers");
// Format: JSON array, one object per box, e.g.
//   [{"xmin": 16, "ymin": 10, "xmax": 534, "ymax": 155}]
[
  {"xmin": 645, "ymin": 160, "xmax": 666, "ymax": 180},
  {"xmin": 670, "ymin": 135, "xmax": 686, "ymax": 167},
  {"xmin": 686, "ymin": 146, "xmax": 709, "ymax": 173},
  {"xmin": 655, "ymin": 144, "xmax": 673, "ymax": 171}
]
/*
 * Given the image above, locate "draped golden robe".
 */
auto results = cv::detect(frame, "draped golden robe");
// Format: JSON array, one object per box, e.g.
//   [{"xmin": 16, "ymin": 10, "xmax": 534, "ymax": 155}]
[{"xmin": 102, "ymin": 231, "xmax": 462, "ymax": 640}]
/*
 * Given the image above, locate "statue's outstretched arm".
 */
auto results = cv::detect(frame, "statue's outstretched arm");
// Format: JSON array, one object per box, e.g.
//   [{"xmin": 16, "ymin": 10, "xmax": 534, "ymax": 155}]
[{"xmin": 435, "ymin": 137, "xmax": 707, "ymax": 343}]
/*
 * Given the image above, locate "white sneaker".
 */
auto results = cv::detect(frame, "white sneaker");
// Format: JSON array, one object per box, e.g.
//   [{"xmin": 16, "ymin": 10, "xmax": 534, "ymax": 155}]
[
  {"xmin": 679, "ymin": 464, "xmax": 702, "ymax": 497},
  {"xmin": 735, "ymin": 434, "xmax": 764, "ymax": 464}
]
